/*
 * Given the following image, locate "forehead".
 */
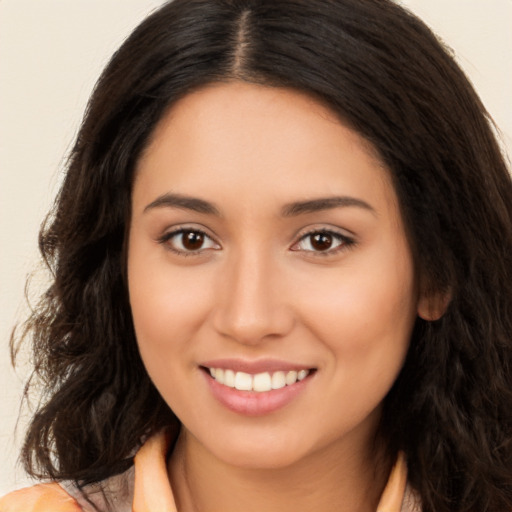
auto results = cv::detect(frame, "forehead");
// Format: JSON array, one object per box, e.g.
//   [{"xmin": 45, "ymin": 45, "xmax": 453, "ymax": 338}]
[{"xmin": 134, "ymin": 81, "xmax": 396, "ymax": 215}]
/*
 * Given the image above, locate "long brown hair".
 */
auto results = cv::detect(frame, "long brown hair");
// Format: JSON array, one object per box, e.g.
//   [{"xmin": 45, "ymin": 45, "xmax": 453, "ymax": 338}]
[{"xmin": 13, "ymin": 1, "xmax": 512, "ymax": 511}]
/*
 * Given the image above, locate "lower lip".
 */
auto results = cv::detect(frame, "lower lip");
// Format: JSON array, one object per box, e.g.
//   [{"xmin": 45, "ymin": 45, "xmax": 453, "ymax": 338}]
[{"xmin": 202, "ymin": 370, "xmax": 313, "ymax": 416}]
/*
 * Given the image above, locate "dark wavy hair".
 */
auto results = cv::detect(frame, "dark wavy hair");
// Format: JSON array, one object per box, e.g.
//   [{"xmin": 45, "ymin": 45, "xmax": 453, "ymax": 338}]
[{"xmin": 12, "ymin": 1, "xmax": 512, "ymax": 511}]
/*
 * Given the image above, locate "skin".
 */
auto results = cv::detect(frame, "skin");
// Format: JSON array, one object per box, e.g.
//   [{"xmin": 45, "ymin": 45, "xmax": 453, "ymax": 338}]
[{"xmin": 128, "ymin": 82, "xmax": 431, "ymax": 512}]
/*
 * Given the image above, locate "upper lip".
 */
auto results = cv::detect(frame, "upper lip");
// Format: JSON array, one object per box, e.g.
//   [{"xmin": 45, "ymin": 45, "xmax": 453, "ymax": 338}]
[{"xmin": 200, "ymin": 358, "xmax": 315, "ymax": 375}]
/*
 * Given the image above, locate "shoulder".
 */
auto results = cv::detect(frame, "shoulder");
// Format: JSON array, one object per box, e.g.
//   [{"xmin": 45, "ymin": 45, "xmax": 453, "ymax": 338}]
[
  {"xmin": 0, "ymin": 483, "xmax": 82, "ymax": 512},
  {"xmin": 0, "ymin": 429, "xmax": 167, "ymax": 512}
]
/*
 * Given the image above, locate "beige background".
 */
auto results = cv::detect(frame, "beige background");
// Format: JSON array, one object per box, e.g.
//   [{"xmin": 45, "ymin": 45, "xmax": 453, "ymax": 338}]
[{"xmin": 1, "ymin": 0, "xmax": 511, "ymax": 493}]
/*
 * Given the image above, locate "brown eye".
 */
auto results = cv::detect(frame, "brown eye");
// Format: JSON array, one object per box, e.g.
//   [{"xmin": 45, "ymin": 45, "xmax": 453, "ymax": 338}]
[
  {"xmin": 161, "ymin": 228, "xmax": 220, "ymax": 254},
  {"xmin": 310, "ymin": 233, "xmax": 333, "ymax": 251},
  {"xmin": 292, "ymin": 230, "xmax": 351, "ymax": 254},
  {"xmin": 182, "ymin": 230, "xmax": 205, "ymax": 251}
]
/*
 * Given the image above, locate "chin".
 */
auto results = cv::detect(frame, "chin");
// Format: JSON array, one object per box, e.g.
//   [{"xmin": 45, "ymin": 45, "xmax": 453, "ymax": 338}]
[{"xmin": 202, "ymin": 429, "xmax": 311, "ymax": 470}]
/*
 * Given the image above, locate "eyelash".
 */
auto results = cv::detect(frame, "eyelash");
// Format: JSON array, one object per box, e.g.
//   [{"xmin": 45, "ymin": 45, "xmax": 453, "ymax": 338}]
[
  {"xmin": 158, "ymin": 227, "xmax": 219, "ymax": 256},
  {"xmin": 157, "ymin": 227, "xmax": 355, "ymax": 257},
  {"xmin": 292, "ymin": 229, "xmax": 355, "ymax": 256}
]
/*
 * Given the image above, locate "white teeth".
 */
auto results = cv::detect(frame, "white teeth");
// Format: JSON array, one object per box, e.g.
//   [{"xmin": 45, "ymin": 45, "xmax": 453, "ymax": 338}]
[
  {"xmin": 224, "ymin": 369, "xmax": 236, "ymax": 388},
  {"xmin": 208, "ymin": 367, "xmax": 311, "ymax": 392},
  {"xmin": 253, "ymin": 372, "xmax": 272, "ymax": 392},
  {"xmin": 271, "ymin": 371, "xmax": 286, "ymax": 390},
  {"xmin": 234, "ymin": 371, "xmax": 253, "ymax": 391},
  {"xmin": 214, "ymin": 368, "xmax": 224, "ymax": 385},
  {"xmin": 285, "ymin": 370, "xmax": 298, "ymax": 385},
  {"xmin": 297, "ymin": 369, "xmax": 308, "ymax": 381}
]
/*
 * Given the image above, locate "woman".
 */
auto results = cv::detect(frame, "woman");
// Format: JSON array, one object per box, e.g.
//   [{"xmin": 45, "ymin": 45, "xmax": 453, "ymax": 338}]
[{"xmin": 2, "ymin": 0, "xmax": 512, "ymax": 511}]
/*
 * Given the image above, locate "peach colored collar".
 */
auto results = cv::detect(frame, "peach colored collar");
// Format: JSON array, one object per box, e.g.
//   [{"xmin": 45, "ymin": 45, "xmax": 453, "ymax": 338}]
[{"xmin": 132, "ymin": 430, "xmax": 414, "ymax": 512}]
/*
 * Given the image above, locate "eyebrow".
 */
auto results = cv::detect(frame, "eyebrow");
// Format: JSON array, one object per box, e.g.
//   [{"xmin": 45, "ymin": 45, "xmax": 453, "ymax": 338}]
[
  {"xmin": 281, "ymin": 196, "xmax": 376, "ymax": 217},
  {"xmin": 143, "ymin": 193, "xmax": 375, "ymax": 217},
  {"xmin": 143, "ymin": 193, "xmax": 221, "ymax": 215}
]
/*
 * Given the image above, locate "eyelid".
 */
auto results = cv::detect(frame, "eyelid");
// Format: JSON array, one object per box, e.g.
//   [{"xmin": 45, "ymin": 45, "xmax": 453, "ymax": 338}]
[
  {"xmin": 290, "ymin": 226, "xmax": 356, "ymax": 255},
  {"xmin": 157, "ymin": 225, "xmax": 221, "ymax": 255}
]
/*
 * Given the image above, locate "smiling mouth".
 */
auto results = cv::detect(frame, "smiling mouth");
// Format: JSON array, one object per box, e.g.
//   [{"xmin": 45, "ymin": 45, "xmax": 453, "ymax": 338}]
[{"xmin": 202, "ymin": 367, "xmax": 316, "ymax": 393}]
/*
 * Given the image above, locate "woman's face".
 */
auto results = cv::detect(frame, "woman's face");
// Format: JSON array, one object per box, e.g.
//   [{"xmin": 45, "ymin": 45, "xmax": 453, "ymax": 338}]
[{"xmin": 128, "ymin": 82, "xmax": 421, "ymax": 469}]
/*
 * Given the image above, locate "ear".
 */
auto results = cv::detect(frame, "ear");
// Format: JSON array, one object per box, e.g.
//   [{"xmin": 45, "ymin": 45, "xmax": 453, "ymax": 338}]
[{"xmin": 417, "ymin": 288, "xmax": 451, "ymax": 321}]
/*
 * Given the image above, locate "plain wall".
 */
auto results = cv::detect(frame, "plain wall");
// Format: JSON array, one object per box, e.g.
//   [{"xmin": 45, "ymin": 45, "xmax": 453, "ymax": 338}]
[{"xmin": 1, "ymin": 0, "xmax": 510, "ymax": 493}]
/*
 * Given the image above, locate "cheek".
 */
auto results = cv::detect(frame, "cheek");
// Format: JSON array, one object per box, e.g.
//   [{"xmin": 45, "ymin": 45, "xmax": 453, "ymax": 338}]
[
  {"xmin": 127, "ymin": 242, "xmax": 214, "ymax": 368},
  {"xmin": 127, "ymin": 254, "xmax": 214, "ymax": 418},
  {"xmin": 299, "ymin": 259, "xmax": 416, "ymax": 430},
  {"xmin": 131, "ymin": 273, "xmax": 206, "ymax": 335},
  {"xmin": 293, "ymin": 242, "xmax": 417, "ymax": 364}
]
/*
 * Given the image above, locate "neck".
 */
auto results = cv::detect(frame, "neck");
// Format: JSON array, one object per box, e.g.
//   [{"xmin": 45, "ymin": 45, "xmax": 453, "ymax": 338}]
[{"xmin": 168, "ymin": 428, "xmax": 392, "ymax": 512}]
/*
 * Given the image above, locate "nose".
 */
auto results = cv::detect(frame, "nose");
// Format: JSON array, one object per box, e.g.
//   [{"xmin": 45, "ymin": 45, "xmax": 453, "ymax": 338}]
[{"xmin": 212, "ymin": 250, "xmax": 295, "ymax": 345}]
